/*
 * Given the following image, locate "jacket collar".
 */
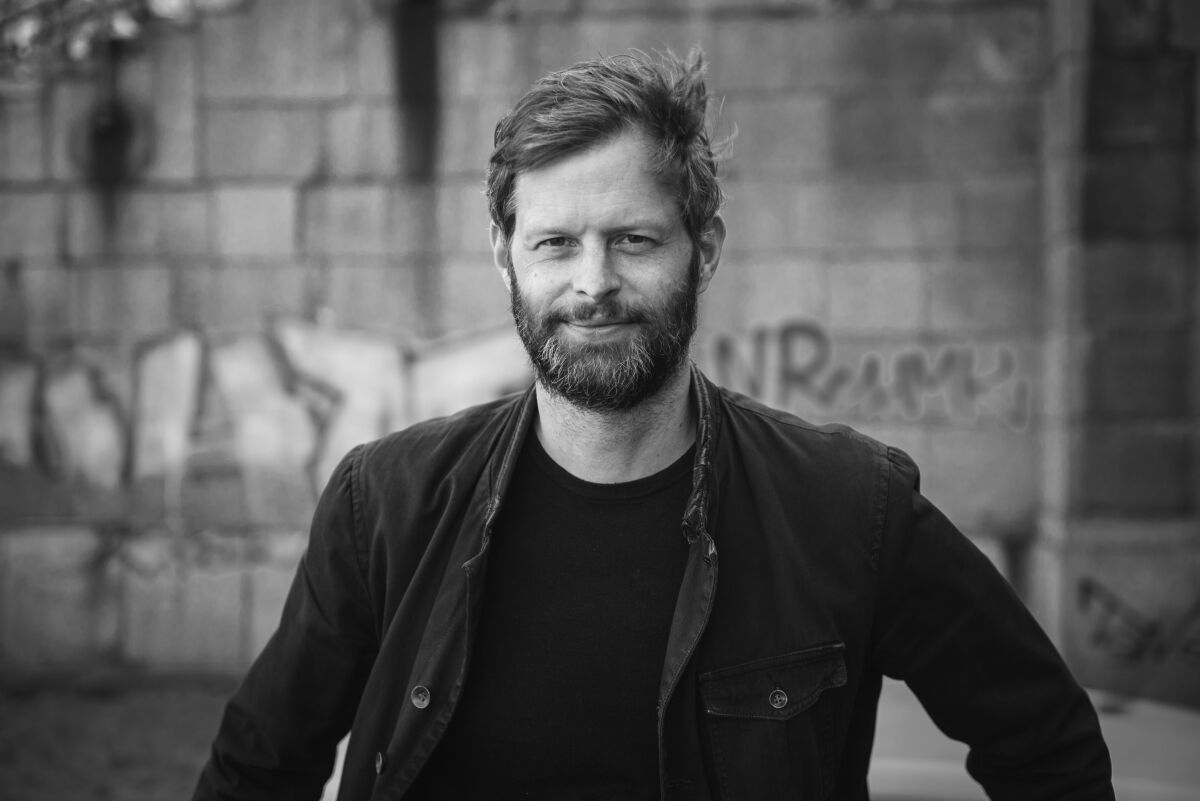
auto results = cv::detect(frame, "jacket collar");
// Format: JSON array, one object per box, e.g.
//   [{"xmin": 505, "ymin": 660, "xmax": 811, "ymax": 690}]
[{"xmin": 483, "ymin": 362, "xmax": 720, "ymax": 543}]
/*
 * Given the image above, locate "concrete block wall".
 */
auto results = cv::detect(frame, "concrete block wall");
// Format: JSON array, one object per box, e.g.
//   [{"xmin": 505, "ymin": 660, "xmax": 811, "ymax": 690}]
[
  {"xmin": 1036, "ymin": 0, "xmax": 1200, "ymax": 709},
  {"xmin": 0, "ymin": 0, "xmax": 1194, "ymax": 707}
]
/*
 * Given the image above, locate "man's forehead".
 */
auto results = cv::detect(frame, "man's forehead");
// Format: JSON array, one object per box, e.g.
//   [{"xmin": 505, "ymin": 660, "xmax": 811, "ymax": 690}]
[{"xmin": 509, "ymin": 131, "xmax": 683, "ymax": 233}]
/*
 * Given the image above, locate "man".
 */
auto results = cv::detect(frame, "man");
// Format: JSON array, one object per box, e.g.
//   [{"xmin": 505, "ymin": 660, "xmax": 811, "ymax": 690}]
[{"xmin": 195, "ymin": 50, "xmax": 1113, "ymax": 800}]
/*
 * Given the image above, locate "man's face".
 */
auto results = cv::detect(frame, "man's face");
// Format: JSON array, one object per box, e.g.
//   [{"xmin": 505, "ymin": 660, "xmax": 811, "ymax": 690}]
[{"xmin": 492, "ymin": 129, "xmax": 723, "ymax": 412}]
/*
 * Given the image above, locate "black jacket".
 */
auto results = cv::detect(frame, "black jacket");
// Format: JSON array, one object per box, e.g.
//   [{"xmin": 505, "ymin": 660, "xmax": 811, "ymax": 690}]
[{"xmin": 195, "ymin": 366, "xmax": 1113, "ymax": 800}]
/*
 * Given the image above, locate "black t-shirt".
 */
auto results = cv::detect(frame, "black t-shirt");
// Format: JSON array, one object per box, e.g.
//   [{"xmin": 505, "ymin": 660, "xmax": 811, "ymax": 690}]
[{"xmin": 409, "ymin": 433, "xmax": 694, "ymax": 800}]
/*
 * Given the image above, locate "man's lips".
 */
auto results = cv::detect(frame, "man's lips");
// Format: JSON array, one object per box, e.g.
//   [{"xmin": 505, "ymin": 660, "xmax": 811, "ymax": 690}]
[{"xmin": 566, "ymin": 319, "xmax": 630, "ymax": 328}]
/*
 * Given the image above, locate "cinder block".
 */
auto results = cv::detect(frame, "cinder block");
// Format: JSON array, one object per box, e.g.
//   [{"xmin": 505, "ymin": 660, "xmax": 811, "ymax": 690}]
[
  {"xmin": 9, "ymin": 259, "xmax": 70, "ymax": 348},
  {"xmin": 1043, "ymin": 159, "xmax": 1082, "ymax": 240},
  {"xmin": 0, "ymin": 192, "xmax": 59, "ymax": 257},
  {"xmin": 1081, "ymin": 423, "xmax": 1193, "ymax": 515},
  {"xmin": 302, "ymin": 183, "xmax": 433, "ymax": 256},
  {"xmin": 1041, "ymin": 331, "xmax": 1089, "ymax": 423},
  {"xmin": 40, "ymin": 360, "xmax": 126, "ymax": 489},
  {"xmin": 131, "ymin": 332, "xmax": 204, "ymax": 481},
  {"xmin": 437, "ymin": 179, "xmax": 492, "ymax": 257},
  {"xmin": 0, "ymin": 360, "xmax": 37, "ymax": 468},
  {"xmin": 925, "ymin": 426, "xmax": 1039, "ymax": 539},
  {"xmin": 438, "ymin": 256, "xmax": 512, "ymax": 337},
  {"xmin": 529, "ymin": 16, "xmax": 707, "ymax": 80},
  {"xmin": 710, "ymin": 20, "xmax": 806, "ymax": 92},
  {"xmin": 738, "ymin": 255, "xmax": 828, "ymax": 328},
  {"xmin": 200, "ymin": 0, "xmax": 354, "ymax": 100},
  {"xmin": 1092, "ymin": 0, "xmax": 1170, "ymax": 51},
  {"xmin": 410, "ymin": 326, "xmax": 531, "ymax": 423},
  {"xmin": 1049, "ymin": 0, "xmax": 1091, "ymax": 60},
  {"xmin": 829, "ymin": 93, "xmax": 937, "ymax": 177},
  {"xmin": 927, "ymin": 93, "xmax": 1041, "ymax": 172},
  {"xmin": 124, "ymin": 27, "xmax": 198, "ymax": 181},
  {"xmin": 1087, "ymin": 329, "xmax": 1190, "ymax": 419},
  {"xmin": 1044, "ymin": 60, "xmax": 1087, "ymax": 158},
  {"xmin": 213, "ymin": 187, "xmax": 297, "ymax": 257},
  {"xmin": 67, "ymin": 190, "xmax": 210, "ymax": 257},
  {"xmin": 322, "ymin": 256, "xmax": 423, "ymax": 338},
  {"xmin": 952, "ymin": 8, "xmax": 1046, "ymax": 86},
  {"xmin": 69, "ymin": 261, "xmax": 173, "ymax": 340},
  {"xmin": 207, "ymin": 334, "xmax": 320, "ymax": 474},
  {"xmin": 439, "ymin": 97, "xmax": 514, "ymax": 177},
  {"xmin": 0, "ymin": 527, "xmax": 119, "ymax": 669},
  {"xmin": 1083, "ymin": 153, "xmax": 1196, "ymax": 239},
  {"xmin": 929, "ymin": 257, "xmax": 1042, "ymax": 334},
  {"xmin": 354, "ymin": 20, "xmax": 395, "ymax": 98},
  {"xmin": 513, "ymin": 0, "xmax": 574, "ymax": 15},
  {"xmin": 204, "ymin": 107, "xmax": 322, "ymax": 180},
  {"xmin": 327, "ymin": 102, "xmax": 402, "ymax": 179},
  {"xmin": 121, "ymin": 535, "xmax": 247, "ymax": 671},
  {"xmin": 828, "ymin": 258, "xmax": 926, "ymax": 333},
  {"xmin": 1083, "ymin": 242, "xmax": 1191, "ymax": 328},
  {"xmin": 1086, "ymin": 53, "xmax": 1196, "ymax": 149},
  {"xmin": 176, "ymin": 258, "xmax": 319, "ymax": 334},
  {"xmin": 439, "ymin": 19, "xmax": 519, "ymax": 100},
  {"xmin": 273, "ymin": 320, "xmax": 409, "ymax": 484},
  {"xmin": 778, "ymin": 180, "xmax": 955, "ymax": 251},
  {"xmin": 694, "ymin": 249, "xmax": 745, "ymax": 340},
  {"xmin": 0, "ymin": 100, "xmax": 45, "ymax": 181},
  {"xmin": 724, "ymin": 94, "xmax": 831, "ymax": 176},
  {"xmin": 759, "ymin": 14, "xmax": 960, "ymax": 90},
  {"xmin": 959, "ymin": 176, "xmax": 1041, "ymax": 252},
  {"xmin": 49, "ymin": 78, "xmax": 97, "ymax": 181},
  {"xmin": 303, "ymin": 185, "xmax": 388, "ymax": 255}
]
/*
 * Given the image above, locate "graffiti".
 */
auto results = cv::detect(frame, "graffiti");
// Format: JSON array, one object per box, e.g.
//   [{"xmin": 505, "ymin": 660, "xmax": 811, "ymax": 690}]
[
  {"xmin": 0, "ymin": 321, "xmax": 531, "ymax": 529},
  {"xmin": 1077, "ymin": 575, "xmax": 1200, "ymax": 666},
  {"xmin": 708, "ymin": 319, "xmax": 1031, "ymax": 430}
]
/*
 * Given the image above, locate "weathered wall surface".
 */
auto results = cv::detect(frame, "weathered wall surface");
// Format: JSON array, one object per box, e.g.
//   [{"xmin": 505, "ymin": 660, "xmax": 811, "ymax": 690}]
[
  {"xmin": 0, "ymin": 0, "xmax": 1195, "ymax": 706},
  {"xmin": 1041, "ymin": 0, "xmax": 1200, "ymax": 709}
]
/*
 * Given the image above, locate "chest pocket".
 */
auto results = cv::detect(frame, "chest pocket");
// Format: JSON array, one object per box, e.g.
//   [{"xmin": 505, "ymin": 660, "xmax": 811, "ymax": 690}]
[{"xmin": 698, "ymin": 643, "xmax": 848, "ymax": 801}]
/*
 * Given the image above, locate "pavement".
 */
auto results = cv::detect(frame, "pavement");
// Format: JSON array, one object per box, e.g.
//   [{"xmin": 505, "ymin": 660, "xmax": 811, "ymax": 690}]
[{"xmin": 870, "ymin": 678, "xmax": 1200, "ymax": 801}]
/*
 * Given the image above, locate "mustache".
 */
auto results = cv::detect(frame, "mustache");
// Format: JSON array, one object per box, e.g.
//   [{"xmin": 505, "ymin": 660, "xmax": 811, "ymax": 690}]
[{"xmin": 546, "ymin": 299, "xmax": 650, "ymax": 326}]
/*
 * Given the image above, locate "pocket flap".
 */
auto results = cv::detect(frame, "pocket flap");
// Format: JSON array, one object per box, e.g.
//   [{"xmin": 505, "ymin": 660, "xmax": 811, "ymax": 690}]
[{"xmin": 699, "ymin": 643, "xmax": 847, "ymax": 721}]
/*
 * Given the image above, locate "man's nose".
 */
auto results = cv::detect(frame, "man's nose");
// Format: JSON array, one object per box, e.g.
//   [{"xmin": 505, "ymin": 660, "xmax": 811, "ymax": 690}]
[{"xmin": 572, "ymin": 244, "xmax": 620, "ymax": 300}]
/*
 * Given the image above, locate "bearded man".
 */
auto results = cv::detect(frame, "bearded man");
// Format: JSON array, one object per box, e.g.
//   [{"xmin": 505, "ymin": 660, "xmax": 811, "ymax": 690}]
[{"xmin": 195, "ymin": 51, "xmax": 1113, "ymax": 801}]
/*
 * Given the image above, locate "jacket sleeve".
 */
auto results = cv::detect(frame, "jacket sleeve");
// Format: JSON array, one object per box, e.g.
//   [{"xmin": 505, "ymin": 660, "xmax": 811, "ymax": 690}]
[
  {"xmin": 194, "ymin": 446, "xmax": 378, "ymax": 801},
  {"xmin": 870, "ymin": 446, "xmax": 1114, "ymax": 801}
]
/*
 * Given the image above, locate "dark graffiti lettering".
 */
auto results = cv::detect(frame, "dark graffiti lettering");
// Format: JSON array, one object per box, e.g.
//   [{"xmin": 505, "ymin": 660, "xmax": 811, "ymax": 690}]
[
  {"xmin": 1077, "ymin": 575, "xmax": 1200, "ymax": 667},
  {"xmin": 707, "ymin": 318, "xmax": 1031, "ymax": 430}
]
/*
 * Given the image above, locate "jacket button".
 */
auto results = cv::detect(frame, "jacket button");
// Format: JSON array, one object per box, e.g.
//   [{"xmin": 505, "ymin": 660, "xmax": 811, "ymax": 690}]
[
  {"xmin": 769, "ymin": 688, "xmax": 789, "ymax": 709},
  {"xmin": 411, "ymin": 684, "xmax": 431, "ymax": 709},
  {"xmin": 375, "ymin": 752, "xmax": 386, "ymax": 774}
]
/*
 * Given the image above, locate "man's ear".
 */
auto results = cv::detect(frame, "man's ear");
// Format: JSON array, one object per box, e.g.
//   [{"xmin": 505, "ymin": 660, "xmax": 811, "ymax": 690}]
[
  {"xmin": 696, "ymin": 215, "xmax": 726, "ymax": 295},
  {"xmin": 490, "ymin": 222, "xmax": 512, "ymax": 291}
]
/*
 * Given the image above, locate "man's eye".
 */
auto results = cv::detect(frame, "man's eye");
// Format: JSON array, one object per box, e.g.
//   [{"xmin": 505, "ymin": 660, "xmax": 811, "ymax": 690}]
[
  {"xmin": 616, "ymin": 234, "xmax": 654, "ymax": 249},
  {"xmin": 538, "ymin": 237, "xmax": 572, "ymax": 249}
]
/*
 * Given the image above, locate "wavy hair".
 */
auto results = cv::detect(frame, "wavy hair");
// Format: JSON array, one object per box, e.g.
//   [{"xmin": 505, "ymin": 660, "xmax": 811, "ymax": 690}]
[{"xmin": 486, "ymin": 48, "xmax": 725, "ymax": 248}]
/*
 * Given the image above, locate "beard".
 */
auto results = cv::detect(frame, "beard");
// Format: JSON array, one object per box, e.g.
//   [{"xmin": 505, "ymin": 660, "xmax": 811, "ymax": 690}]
[{"xmin": 507, "ymin": 255, "xmax": 700, "ymax": 412}]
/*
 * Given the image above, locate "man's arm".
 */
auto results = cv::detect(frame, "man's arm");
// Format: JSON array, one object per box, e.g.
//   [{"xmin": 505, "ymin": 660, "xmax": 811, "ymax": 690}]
[
  {"xmin": 871, "ymin": 447, "xmax": 1114, "ymax": 801},
  {"xmin": 194, "ymin": 446, "xmax": 378, "ymax": 801}
]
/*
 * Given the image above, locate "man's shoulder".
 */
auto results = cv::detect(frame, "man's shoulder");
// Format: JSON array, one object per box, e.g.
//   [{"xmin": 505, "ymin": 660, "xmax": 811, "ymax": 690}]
[{"xmin": 713, "ymin": 383, "xmax": 889, "ymax": 462}]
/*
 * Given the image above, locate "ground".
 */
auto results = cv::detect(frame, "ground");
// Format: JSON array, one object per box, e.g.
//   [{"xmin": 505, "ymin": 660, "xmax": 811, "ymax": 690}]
[{"xmin": 0, "ymin": 680, "xmax": 230, "ymax": 801}]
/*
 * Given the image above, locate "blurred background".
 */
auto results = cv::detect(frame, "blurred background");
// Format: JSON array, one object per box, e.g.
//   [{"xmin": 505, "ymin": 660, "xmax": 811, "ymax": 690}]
[{"xmin": 0, "ymin": 0, "xmax": 1197, "ymax": 798}]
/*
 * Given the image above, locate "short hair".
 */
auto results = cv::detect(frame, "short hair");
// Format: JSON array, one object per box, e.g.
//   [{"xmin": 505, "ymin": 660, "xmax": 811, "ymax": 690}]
[{"xmin": 486, "ymin": 48, "xmax": 725, "ymax": 246}]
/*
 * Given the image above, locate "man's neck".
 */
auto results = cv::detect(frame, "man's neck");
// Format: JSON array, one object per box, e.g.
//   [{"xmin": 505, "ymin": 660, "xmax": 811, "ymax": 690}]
[{"xmin": 533, "ymin": 365, "xmax": 696, "ymax": 484}]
